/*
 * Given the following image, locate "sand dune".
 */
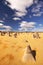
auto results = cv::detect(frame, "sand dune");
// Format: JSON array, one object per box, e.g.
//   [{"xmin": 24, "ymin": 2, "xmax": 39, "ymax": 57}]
[{"xmin": 0, "ymin": 32, "xmax": 43, "ymax": 65}]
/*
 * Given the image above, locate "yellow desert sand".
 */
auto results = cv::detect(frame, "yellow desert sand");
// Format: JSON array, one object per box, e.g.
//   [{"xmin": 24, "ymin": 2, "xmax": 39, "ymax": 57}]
[{"xmin": 0, "ymin": 32, "xmax": 43, "ymax": 65}]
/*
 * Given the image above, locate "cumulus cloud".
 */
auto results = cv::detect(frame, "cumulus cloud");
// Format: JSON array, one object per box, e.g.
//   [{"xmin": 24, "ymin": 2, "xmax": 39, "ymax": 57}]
[
  {"xmin": 0, "ymin": 23, "xmax": 3, "ymax": 28},
  {"xmin": 7, "ymin": 0, "xmax": 33, "ymax": 17},
  {"xmin": 13, "ymin": 17, "xmax": 21, "ymax": 20},
  {"xmin": 32, "ymin": 2, "xmax": 43, "ymax": 13},
  {"xmin": 18, "ymin": 21, "xmax": 43, "ymax": 32},
  {"xmin": 33, "ymin": 13, "xmax": 41, "ymax": 16},
  {"xmin": 32, "ymin": 8, "xmax": 40, "ymax": 13},
  {"xmin": 0, "ymin": 20, "xmax": 4, "ymax": 23},
  {"xmin": 18, "ymin": 21, "xmax": 36, "ymax": 31},
  {"xmin": 32, "ymin": 1, "xmax": 43, "ymax": 17},
  {"xmin": 33, "ymin": 11, "xmax": 43, "ymax": 16},
  {"xmin": 0, "ymin": 23, "xmax": 12, "ymax": 31},
  {"xmin": 32, "ymin": 27, "xmax": 43, "ymax": 32},
  {"xmin": 30, "ymin": 23, "xmax": 43, "ymax": 32}
]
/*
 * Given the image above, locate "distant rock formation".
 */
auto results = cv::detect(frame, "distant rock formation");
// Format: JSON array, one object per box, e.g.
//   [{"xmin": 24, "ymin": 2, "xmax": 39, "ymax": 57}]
[
  {"xmin": 25, "ymin": 40, "xmax": 28, "ymax": 43},
  {"xmin": 14, "ymin": 33, "xmax": 17, "ymax": 38},
  {"xmin": 8, "ymin": 32, "xmax": 12, "ymax": 37},
  {"xmin": 22, "ymin": 45, "xmax": 36, "ymax": 63},
  {"xmin": 0, "ymin": 31, "xmax": 6, "ymax": 36},
  {"xmin": 33, "ymin": 32, "xmax": 40, "ymax": 39}
]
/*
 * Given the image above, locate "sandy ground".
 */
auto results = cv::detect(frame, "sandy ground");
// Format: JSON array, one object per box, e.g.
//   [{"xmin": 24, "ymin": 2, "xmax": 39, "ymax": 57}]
[{"xmin": 0, "ymin": 32, "xmax": 43, "ymax": 65}]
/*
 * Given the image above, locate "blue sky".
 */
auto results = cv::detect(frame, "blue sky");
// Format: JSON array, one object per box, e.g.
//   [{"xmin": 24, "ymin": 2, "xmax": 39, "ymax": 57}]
[{"xmin": 0, "ymin": 0, "xmax": 43, "ymax": 32}]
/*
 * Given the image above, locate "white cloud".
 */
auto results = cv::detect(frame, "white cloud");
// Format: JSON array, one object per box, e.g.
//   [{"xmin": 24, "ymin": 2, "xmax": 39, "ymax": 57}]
[
  {"xmin": 19, "ymin": 21, "xmax": 36, "ymax": 27},
  {"xmin": 33, "ymin": 11, "xmax": 43, "ymax": 16},
  {"xmin": 32, "ymin": 7, "xmax": 40, "ymax": 13},
  {"xmin": 19, "ymin": 21, "xmax": 36, "ymax": 31},
  {"xmin": 7, "ymin": 0, "xmax": 33, "ymax": 17},
  {"xmin": 15, "ymin": 11, "xmax": 26, "ymax": 17},
  {"xmin": 33, "ymin": 13, "xmax": 41, "ymax": 16},
  {"xmin": 3, "ymin": 25, "xmax": 12, "ymax": 29},
  {"xmin": 30, "ymin": 23, "xmax": 43, "ymax": 32},
  {"xmin": 32, "ymin": 27, "xmax": 43, "ymax": 32},
  {"xmin": 0, "ymin": 23, "xmax": 3, "ymax": 28},
  {"xmin": 32, "ymin": 1, "xmax": 43, "ymax": 13},
  {"xmin": 13, "ymin": 17, "xmax": 21, "ymax": 20},
  {"xmin": 0, "ymin": 20, "xmax": 4, "ymax": 23},
  {"xmin": 32, "ymin": 1, "xmax": 43, "ymax": 17},
  {"xmin": 0, "ymin": 23, "xmax": 12, "ymax": 31},
  {"xmin": 39, "ymin": 24, "xmax": 42, "ymax": 27},
  {"xmin": 18, "ymin": 21, "xmax": 43, "ymax": 32},
  {"xmin": 4, "ymin": 26, "xmax": 12, "ymax": 31}
]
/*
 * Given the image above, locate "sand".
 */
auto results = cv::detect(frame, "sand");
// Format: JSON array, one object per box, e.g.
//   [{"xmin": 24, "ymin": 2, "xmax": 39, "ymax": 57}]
[{"xmin": 0, "ymin": 32, "xmax": 43, "ymax": 65}]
